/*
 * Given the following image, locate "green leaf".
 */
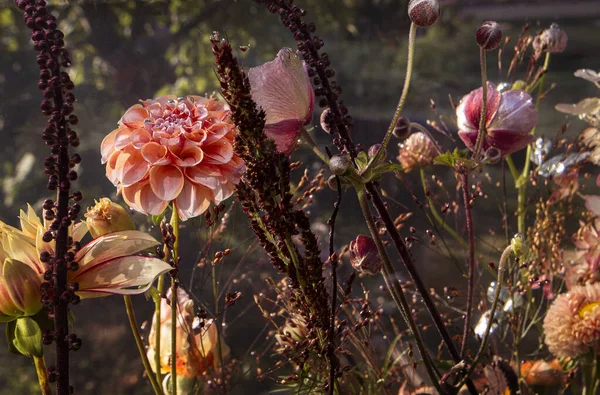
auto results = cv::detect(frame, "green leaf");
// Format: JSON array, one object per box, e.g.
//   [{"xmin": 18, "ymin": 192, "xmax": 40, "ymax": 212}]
[
  {"xmin": 433, "ymin": 148, "xmax": 475, "ymax": 169},
  {"xmin": 13, "ymin": 317, "xmax": 43, "ymax": 358},
  {"xmin": 355, "ymin": 151, "xmax": 369, "ymax": 170},
  {"xmin": 152, "ymin": 211, "xmax": 166, "ymax": 226}
]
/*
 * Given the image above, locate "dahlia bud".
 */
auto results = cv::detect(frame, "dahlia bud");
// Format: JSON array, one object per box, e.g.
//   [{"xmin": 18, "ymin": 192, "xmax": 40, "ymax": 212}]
[
  {"xmin": 533, "ymin": 23, "xmax": 567, "ymax": 56},
  {"xmin": 397, "ymin": 132, "xmax": 437, "ymax": 172},
  {"xmin": 85, "ymin": 197, "xmax": 135, "ymax": 238},
  {"xmin": 349, "ymin": 235, "xmax": 382, "ymax": 275},
  {"xmin": 368, "ymin": 144, "xmax": 386, "ymax": 162},
  {"xmin": 476, "ymin": 21, "xmax": 503, "ymax": 51},
  {"xmin": 393, "ymin": 117, "xmax": 411, "ymax": 139},
  {"xmin": 0, "ymin": 259, "xmax": 43, "ymax": 321},
  {"xmin": 408, "ymin": 0, "xmax": 441, "ymax": 28},
  {"xmin": 329, "ymin": 154, "xmax": 351, "ymax": 176}
]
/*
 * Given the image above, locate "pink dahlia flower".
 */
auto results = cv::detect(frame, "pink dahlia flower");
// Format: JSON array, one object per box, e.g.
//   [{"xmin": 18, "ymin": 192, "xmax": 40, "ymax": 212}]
[
  {"xmin": 456, "ymin": 82, "xmax": 538, "ymax": 156},
  {"xmin": 248, "ymin": 48, "xmax": 315, "ymax": 155},
  {"xmin": 543, "ymin": 283, "xmax": 600, "ymax": 358},
  {"xmin": 101, "ymin": 95, "xmax": 243, "ymax": 221}
]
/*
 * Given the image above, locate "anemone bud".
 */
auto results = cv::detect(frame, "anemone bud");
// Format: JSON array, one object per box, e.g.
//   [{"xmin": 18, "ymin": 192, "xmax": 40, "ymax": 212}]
[
  {"xmin": 476, "ymin": 21, "xmax": 503, "ymax": 51},
  {"xmin": 329, "ymin": 154, "xmax": 351, "ymax": 176},
  {"xmin": 393, "ymin": 117, "xmax": 411, "ymax": 139},
  {"xmin": 408, "ymin": 0, "xmax": 440, "ymax": 28}
]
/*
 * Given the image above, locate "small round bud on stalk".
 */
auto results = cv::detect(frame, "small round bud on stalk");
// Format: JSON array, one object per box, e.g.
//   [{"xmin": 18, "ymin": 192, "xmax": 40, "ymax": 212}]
[
  {"xmin": 368, "ymin": 144, "xmax": 386, "ymax": 161},
  {"xmin": 476, "ymin": 21, "xmax": 503, "ymax": 51},
  {"xmin": 533, "ymin": 23, "xmax": 567, "ymax": 56},
  {"xmin": 484, "ymin": 147, "xmax": 501, "ymax": 164},
  {"xmin": 320, "ymin": 107, "xmax": 333, "ymax": 134},
  {"xmin": 397, "ymin": 132, "xmax": 437, "ymax": 172},
  {"xmin": 408, "ymin": 0, "xmax": 441, "ymax": 28},
  {"xmin": 84, "ymin": 197, "xmax": 135, "ymax": 238},
  {"xmin": 329, "ymin": 154, "xmax": 351, "ymax": 176},
  {"xmin": 393, "ymin": 117, "xmax": 411, "ymax": 139},
  {"xmin": 349, "ymin": 235, "xmax": 382, "ymax": 275}
]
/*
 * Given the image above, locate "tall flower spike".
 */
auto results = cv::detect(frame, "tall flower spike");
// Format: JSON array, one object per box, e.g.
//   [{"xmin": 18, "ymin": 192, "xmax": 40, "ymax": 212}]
[
  {"xmin": 456, "ymin": 82, "xmax": 538, "ymax": 156},
  {"xmin": 248, "ymin": 48, "xmax": 315, "ymax": 155}
]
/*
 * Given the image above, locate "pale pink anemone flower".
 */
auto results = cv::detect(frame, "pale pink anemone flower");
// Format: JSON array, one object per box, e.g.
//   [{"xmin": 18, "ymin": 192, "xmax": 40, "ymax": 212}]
[
  {"xmin": 456, "ymin": 82, "xmax": 538, "ymax": 156},
  {"xmin": 543, "ymin": 283, "xmax": 600, "ymax": 358},
  {"xmin": 248, "ymin": 48, "xmax": 315, "ymax": 155},
  {"xmin": 101, "ymin": 95, "xmax": 244, "ymax": 221},
  {"xmin": 0, "ymin": 205, "xmax": 171, "ymax": 321}
]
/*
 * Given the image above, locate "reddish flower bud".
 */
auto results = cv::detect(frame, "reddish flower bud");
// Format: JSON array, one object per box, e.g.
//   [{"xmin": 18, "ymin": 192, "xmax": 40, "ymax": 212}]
[
  {"xmin": 408, "ymin": 0, "xmax": 440, "ymax": 28},
  {"xmin": 349, "ymin": 235, "xmax": 381, "ymax": 275},
  {"xmin": 476, "ymin": 21, "xmax": 503, "ymax": 51},
  {"xmin": 393, "ymin": 117, "xmax": 411, "ymax": 139}
]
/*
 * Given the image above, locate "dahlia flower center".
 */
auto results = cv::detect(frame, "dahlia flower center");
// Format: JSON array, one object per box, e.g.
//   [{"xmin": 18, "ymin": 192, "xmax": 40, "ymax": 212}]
[
  {"xmin": 578, "ymin": 301, "xmax": 600, "ymax": 318},
  {"xmin": 145, "ymin": 99, "xmax": 207, "ymax": 138}
]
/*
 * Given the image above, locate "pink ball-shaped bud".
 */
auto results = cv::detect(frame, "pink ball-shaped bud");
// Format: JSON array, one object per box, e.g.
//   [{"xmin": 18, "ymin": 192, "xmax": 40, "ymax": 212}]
[
  {"xmin": 476, "ymin": 21, "xmax": 503, "ymax": 51},
  {"xmin": 349, "ymin": 235, "xmax": 382, "ymax": 275},
  {"xmin": 408, "ymin": 0, "xmax": 440, "ymax": 28}
]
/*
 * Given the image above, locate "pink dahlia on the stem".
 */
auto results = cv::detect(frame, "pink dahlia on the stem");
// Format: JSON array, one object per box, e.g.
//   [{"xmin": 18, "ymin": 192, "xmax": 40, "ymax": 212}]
[
  {"xmin": 248, "ymin": 48, "xmax": 315, "ymax": 155},
  {"xmin": 101, "ymin": 95, "xmax": 243, "ymax": 221},
  {"xmin": 456, "ymin": 82, "xmax": 538, "ymax": 156}
]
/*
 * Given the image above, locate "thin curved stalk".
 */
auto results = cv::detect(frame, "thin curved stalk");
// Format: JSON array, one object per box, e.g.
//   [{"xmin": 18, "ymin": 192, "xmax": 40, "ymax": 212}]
[
  {"xmin": 357, "ymin": 188, "xmax": 444, "ymax": 394},
  {"xmin": 33, "ymin": 356, "xmax": 52, "ymax": 395},
  {"xmin": 170, "ymin": 209, "xmax": 180, "ymax": 395},
  {"xmin": 473, "ymin": 48, "xmax": 488, "ymax": 159},
  {"xmin": 300, "ymin": 127, "xmax": 329, "ymax": 164},
  {"xmin": 459, "ymin": 174, "xmax": 475, "ymax": 358},
  {"xmin": 124, "ymin": 296, "xmax": 163, "ymax": 395},
  {"xmin": 154, "ymin": 274, "xmax": 165, "ymax": 386},
  {"xmin": 365, "ymin": 22, "xmax": 417, "ymax": 172}
]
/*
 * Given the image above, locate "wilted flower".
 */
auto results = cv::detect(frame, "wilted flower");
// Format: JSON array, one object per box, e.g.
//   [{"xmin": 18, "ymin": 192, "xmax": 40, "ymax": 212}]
[
  {"xmin": 349, "ymin": 235, "xmax": 381, "ymax": 275},
  {"xmin": 397, "ymin": 132, "xmax": 437, "ymax": 172},
  {"xmin": 329, "ymin": 154, "xmax": 351, "ymax": 176},
  {"xmin": 84, "ymin": 197, "xmax": 135, "ymax": 238},
  {"xmin": 248, "ymin": 48, "xmax": 315, "ymax": 155},
  {"xmin": 147, "ymin": 288, "xmax": 228, "ymax": 378},
  {"xmin": 543, "ymin": 283, "xmax": 600, "ymax": 358},
  {"xmin": 457, "ymin": 82, "xmax": 538, "ymax": 156},
  {"xmin": 0, "ymin": 258, "xmax": 42, "ymax": 321},
  {"xmin": 0, "ymin": 205, "xmax": 170, "ymax": 316},
  {"xmin": 548, "ymin": 168, "xmax": 579, "ymax": 204},
  {"xmin": 101, "ymin": 95, "xmax": 243, "ymax": 221},
  {"xmin": 533, "ymin": 23, "xmax": 568, "ymax": 57}
]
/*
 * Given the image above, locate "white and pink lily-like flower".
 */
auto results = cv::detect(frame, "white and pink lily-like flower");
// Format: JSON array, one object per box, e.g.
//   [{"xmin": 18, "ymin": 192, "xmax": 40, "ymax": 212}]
[
  {"xmin": 456, "ymin": 82, "xmax": 538, "ymax": 156},
  {"xmin": 248, "ymin": 48, "xmax": 315, "ymax": 155},
  {"xmin": 0, "ymin": 205, "xmax": 170, "ymax": 320}
]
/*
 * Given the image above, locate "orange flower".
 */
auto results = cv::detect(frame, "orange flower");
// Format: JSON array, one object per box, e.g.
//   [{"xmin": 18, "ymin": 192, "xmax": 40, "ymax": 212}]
[{"xmin": 101, "ymin": 96, "xmax": 244, "ymax": 220}]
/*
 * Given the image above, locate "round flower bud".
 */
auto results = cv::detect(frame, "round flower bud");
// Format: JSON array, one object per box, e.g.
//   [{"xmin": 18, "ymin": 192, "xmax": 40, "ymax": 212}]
[
  {"xmin": 349, "ymin": 235, "xmax": 382, "ymax": 275},
  {"xmin": 85, "ymin": 197, "xmax": 135, "ymax": 238},
  {"xmin": 0, "ymin": 259, "xmax": 43, "ymax": 321},
  {"xmin": 329, "ymin": 154, "xmax": 351, "ymax": 176},
  {"xmin": 393, "ymin": 117, "xmax": 411, "ymax": 139},
  {"xmin": 408, "ymin": 0, "xmax": 441, "ymax": 28},
  {"xmin": 476, "ymin": 21, "xmax": 503, "ymax": 51},
  {"xmin": 533, "ymin": 23, "xmax": 567, "ymax": 56},
  {"xmin": 397, "ymin": 132, "xmax": 437, "ymax": 172}
]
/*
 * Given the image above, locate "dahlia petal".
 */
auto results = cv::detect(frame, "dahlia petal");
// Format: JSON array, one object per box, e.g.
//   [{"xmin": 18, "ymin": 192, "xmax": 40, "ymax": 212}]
[
  {"xmin": 203, "ymin": 139, "xmax": 234, "ymax": 164},
  {"xmin": 120, "ymin": 104, "xmax": 148, "ymax": 128},
  {"xmin": 184, "ymin": 129, "xmax": 207, "ymax": 144},
  {"xmin": 121, "ymin": 182, "xmax": 145, "ymax": 214},
  {"xmin": 136, "ymin": 182, "xmax": 169, "ymax": 215},
  {"xmin": 213, "ymin": 181, "xmax": 234, "ymax": 204},
  {"xmin": 264, "ymin": 120, "xmax": 302, "ymax": 155},
  {"xmin": 71, "ymin": 222, "xmax": 88, "ymax": 243},
  {"xmin": 173, "ymin": 146, "xmax": 204, "ymax": 167},
  {"xmin": 106, "ymin": 151, "xmax": 121, "ymax": 185},
  {"xmin": 248, "ymin": 48, "xmax": 314, "ymax": 125},
  {"xmin": 73, "ymin": 230, "xmax": 161, "ymax": 273},
  {"xmin": 130, "ymin": 129, "xmax": 152, "ymax": 149},
  {"xmin": 489, "ymin": 90, "xmax": 537, "ymax": 134},
  {"xmin": 73, "ymin": 256, "xmax": 172, "ymax": 299},
  {"xmin": 1, "ymin": 258, "xmax": 42, "ymax": 316},
  {"xmin": 149, "ymin": 165, "xmax": 184, "ymax": 201},
  {"xmin": 185, "ymin": 165, "xmax": 222, "ymax": 189},
  {"xmin": 100, "ymin": 129, "xmax": 119, "ymax": 164},
  {"xmin": 175, "ymin": 181, "xmax": 212, "ymax": 221},
  {"xmin": 141, "ymin": 142, "xmax": 170, "ymax": 165},
  {"xmin": 586, "ymin": 195, "xmax": 600, "ymax": 217},
  {"xmin": 204, "ymin": 123, "xmax": 231, "ymax": 145},
  {"xmin": 116, "ymin": 147, "xmax": 150, "ymax": 187},
  {"xmin": 113, "ymin": 127, "xmax": 133, "ymax": 151}
]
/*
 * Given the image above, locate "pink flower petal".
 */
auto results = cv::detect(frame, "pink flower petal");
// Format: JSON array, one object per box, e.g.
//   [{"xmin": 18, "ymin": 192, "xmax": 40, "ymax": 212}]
[
  {"xmin": 115, "ymin": 147, "xmax": 150, "ymax": 187},
  {"xmin": 185, "ymin": 165, "xmax": 222, "ymax": 189},
  {"xmin": 172, "ymin": 146, "xmax": 204, "ymax": 167},
  {"xmin": 457, "ymin": 82, "xmax": 501, "ymax": 131},
  {"xmin": 264, "ymin": 120, "xmax": 302, "ymax": 155},
  {"xmin": 149, "ymin": 165, "xmax": 184, "ymax": 201},
  {"xmin": 202, "ymin": 139, "xmax": 233, "ymax": 164},
  {"xmin": 248, "ymin": 48, "xmax": 314, "ymax": 125},
  {"xmin": 489, "ymin": 90, "xmax": 537, "ymax": 134},
  {"xmin": 487, "ymin": 129, "xmax": 536, "ymax": 156},
  {"xmin": 175, "ymin": 181, "xmax": 212, "ymax": 221},
  {"xmin": 130, "ymin": 128, "xmax": 152, "ymax": 149},
  {"xmin": 120, "ymin": 104, "xmax": 148, "ymax": 128},
  {"xmin": 141, "ymin": 142, "xmax": 170, "ymax": 165},
  {"xmin": 136, "ymin": 183, "xmax": 169, "ymax": 215},
  {"xmin": 204, "ymin": 123, "xmax": 231, "ymax": 145},
  {"xmin": 100, "ymin": 129, "xmax": 119, "ymax": 164},
  {"xmin": 105, "ymin": 151, "xmax": 121, "ymax": 185},
  {"xmin": 121, "ymin": 182, "xmax": 144, "ymax": 214},
  {"xmin": 586, "ymin": 195, "xmax": 600, "ymax": 217},
  {"xmin": 73, "ymin": 256, "xmax": 172, "ymax": 299}
]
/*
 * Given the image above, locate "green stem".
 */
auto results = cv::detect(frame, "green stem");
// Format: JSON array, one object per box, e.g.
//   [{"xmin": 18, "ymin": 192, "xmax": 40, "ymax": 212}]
[
  {"xmin": 419, "ymin": 168, "xmax": 468, "ymax": 248},
  {"xmin": 154, "ymin": 274, "xmax": 165, "ymax": 386},
  {"xmin": 170, "ymin": 208, "xmax": 180, "ymax": 395},
  {"xmin": 300, "ymin": 126, "xmax": 329, "ymax": 164},
  {"xmin": 211, "ymin": 262, "xmax": 225, "ymax": 390},
  {"xmin": 473, "ymin": 48, "xmax": 488, "ymax": 160},
  {"xmin": 365, "ymin": 22, "xmax": 417, "ymax": 172},
  {"xmin": 459, "ymin": 173, "xmax": 475, "ymax": 358},
  {"xmin": 456, "ymin": 244, "xmax": 512, "ymax": 389},
  {"xmin": 124, "ymin": 296, "xmax": 163, "ymax": 395},
  {"xmin": 33, "ymin": 355, "xmax": 52, "ymax": 395},
  {"xmin": 582, "ymin": 353, "xmax": 600, "ymax": 395},
  {"xmin": 357, "ymin": 188, "xmax": 443, "ymax": 394},
  {"xmin": 517, "ymin": 52, "xmax": 550, "ymax": 234},
  {"xmin": 504, "ymin": 155, "xmax": 519, "ymax": 184}
]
